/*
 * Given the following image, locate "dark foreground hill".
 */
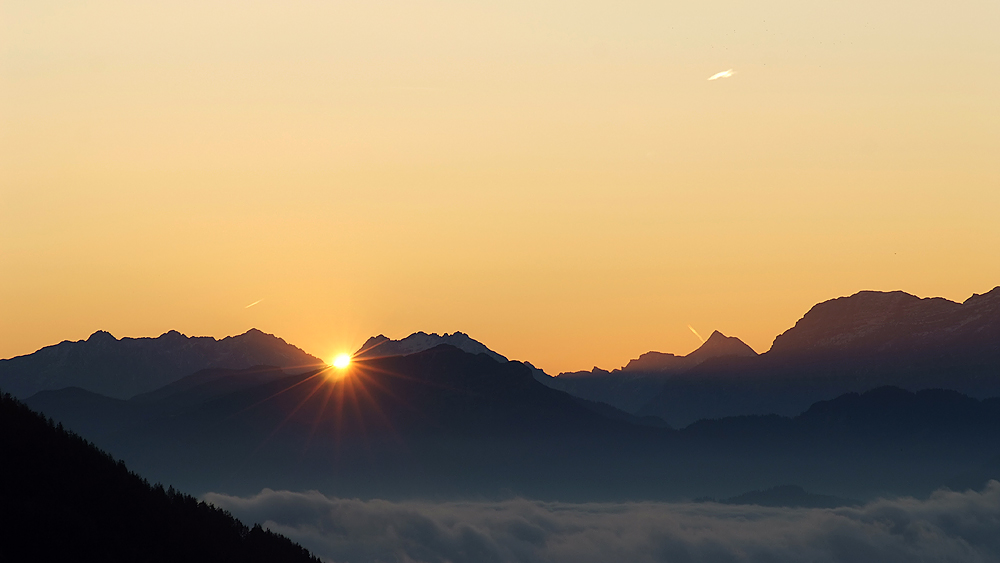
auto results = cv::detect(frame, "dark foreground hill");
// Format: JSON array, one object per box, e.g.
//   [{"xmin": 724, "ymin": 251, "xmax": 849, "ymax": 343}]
[
  {"xmin": 23, "ymin": 345, "xmax": 1000, "ymax": 502},
  {"xmin": 0, "ymin": 392, "xmax": 319, "ymax": 563},
  {"xmin": 0, "ymin": 328, "xmax": 324, "ymax": 400}
]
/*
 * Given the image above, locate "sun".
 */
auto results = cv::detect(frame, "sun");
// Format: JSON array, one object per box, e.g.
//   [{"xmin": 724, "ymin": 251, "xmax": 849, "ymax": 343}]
[{"xmin": 331, "ymin": 353, "xmax": 351, "ymax": 369}]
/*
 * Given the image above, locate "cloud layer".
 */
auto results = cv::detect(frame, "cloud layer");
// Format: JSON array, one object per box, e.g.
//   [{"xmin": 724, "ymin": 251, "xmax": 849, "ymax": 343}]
[{"xmin": 206, "ymin": 482, "xmax": 1000, "ymax": 563}]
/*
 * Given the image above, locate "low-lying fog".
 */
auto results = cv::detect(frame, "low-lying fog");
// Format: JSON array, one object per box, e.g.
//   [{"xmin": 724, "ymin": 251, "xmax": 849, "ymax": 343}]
[{"xmin": 206, "ymin": 481, "xmax": 1000, "ymax": 563}]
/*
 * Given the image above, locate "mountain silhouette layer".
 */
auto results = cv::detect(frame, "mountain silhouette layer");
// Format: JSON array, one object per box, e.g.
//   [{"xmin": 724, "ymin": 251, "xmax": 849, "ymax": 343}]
[
  {"xmin": 354, "ymin": 331, "xmax": 508, "ymax": 363},
  {"xmin": 0, "ymin": 329, "xmax": 323, "ymax": 400},
  {"xmin": 9, "ymin": 286, "xmax": 1000, "ymax": 501},
  {"xmin": 0, "ymin": 392, "xmax": 320, "ymax": 563},
  {"xmin": 716, "ymin": 485, "xmax": 859, "ymax": 508},
  {"xmin": 637, "ymin": 287, "xmax": 1000, "ymax": 426},
  {"xmin": 541, "ymin": 330, "xmax": 757, "ymax": 413},
  {"xmin": 25, "ymin": 345, "xmax": 1000, "ymax": 501}
]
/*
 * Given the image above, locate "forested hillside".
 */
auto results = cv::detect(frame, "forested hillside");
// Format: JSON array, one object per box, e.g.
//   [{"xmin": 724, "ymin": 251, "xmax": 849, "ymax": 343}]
[{"xmin": 0, "ymin": 392, "xmax": 319, "ymax": 563}]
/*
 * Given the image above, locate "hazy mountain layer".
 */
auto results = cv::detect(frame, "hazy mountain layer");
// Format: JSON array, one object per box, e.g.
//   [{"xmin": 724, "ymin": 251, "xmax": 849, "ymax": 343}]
[
  {"xmin": 25, "ymin": 345, "xmax": 1000, "ymax": 501},
  {"xmin": 716, "ymin": 485, "xmax": 859, "ymax": 508},
  {"xmin": 541, "ymin": 330, "xmax": 757, "ymax": 413},
  {"xmin": 354, "ymin": 331, "xmax": 508, "ymax": 363},
  {"xmin": 0, "ymin": 328, "xmax": 323, "ymax": 400},
  {"xmin": 639, "ymin": 287, "xmax": 1000, "ymax": 426}
]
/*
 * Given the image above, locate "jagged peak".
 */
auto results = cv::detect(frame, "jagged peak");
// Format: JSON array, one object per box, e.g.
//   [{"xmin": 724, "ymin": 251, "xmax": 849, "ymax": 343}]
[
  {"xmin": 354, "ymin": 331, "xmax": 508, "ymax": 363},
  {"xmin": 158, "ymin": 329, "xmax": 188, "ymax": 340},
  {"xmin": 688, "ymin": 331, "xmax": 758, "ymax": 360},
  {"xmin": 87, "ymin": 330, "xmax": 117, "ymax": 342}
]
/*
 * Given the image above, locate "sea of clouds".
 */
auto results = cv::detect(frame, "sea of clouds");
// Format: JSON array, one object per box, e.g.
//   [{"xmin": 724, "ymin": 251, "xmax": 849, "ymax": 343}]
[{"xmin": 205, "ymin": 481, "xmax": 1000, "ymax": 563}]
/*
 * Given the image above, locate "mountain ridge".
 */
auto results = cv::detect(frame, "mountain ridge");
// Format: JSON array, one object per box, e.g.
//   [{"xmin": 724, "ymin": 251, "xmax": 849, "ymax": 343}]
[
  {"xmin": 0, "ymin": 329, "xmax": 323, "ymax": 400},
  {"xmin": 354, "ymin": 331, "xmax": 509, "ymax": 363},
  {"xmin": 24, "ymin": 345, "xmax": 1000, "ymax": 501},
  {"xmin": 638, "ymin": 286, "xmax": 1000, "ymax": 425},
  {"xmin": 541, "ymin": 330, "xmax": 758, "ymax": 413}
]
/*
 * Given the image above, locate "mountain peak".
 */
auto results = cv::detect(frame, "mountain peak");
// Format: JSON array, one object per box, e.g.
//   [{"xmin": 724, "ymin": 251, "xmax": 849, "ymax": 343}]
[
  {"xmin": 621, "ymin": 351, "xmax": 682, "ymax": 372},
  {"xmin": 614, "ymin": 332, "xmax": 756, "ymax": 374},
  {"xmin": 233, "ymin": 327, "xmax": 272, "ymax": 340},
  {"xmin": 706, "ymin": 330, "xmax": 727, "ymax": 343},
  {"xmin": 159, "ymin": 329, "xmax": 187, "ymax": 341},
  {"xmin": 768, "ymin": 289, "xmax": 967, "ymax": 355},
  {"xmin": 1, "ymin": 329, "xmax": 324, "ymax": 400},
  {"xmin": 87, "ymin": 330, "xmax": 117, "ymax": 343},
  {"xmin": 355, "ymin": 331, "xmax": 508, "ymax": 363},
  {"xmin": 687, "ymin": 331, "xmax": 758, "ymax": 362}
]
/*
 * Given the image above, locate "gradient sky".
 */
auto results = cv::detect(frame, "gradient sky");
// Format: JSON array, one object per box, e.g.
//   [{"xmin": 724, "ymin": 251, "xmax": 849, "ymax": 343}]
[{"xmin": 2, "ymin": 0, "xmax": 998, "ymax": 373}]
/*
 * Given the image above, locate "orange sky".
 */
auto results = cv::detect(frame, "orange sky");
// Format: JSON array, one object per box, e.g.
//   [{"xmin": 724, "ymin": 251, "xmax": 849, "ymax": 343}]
[{"xmin": 2, "ymin": 1, "xmax": 999, "ymax": 373}]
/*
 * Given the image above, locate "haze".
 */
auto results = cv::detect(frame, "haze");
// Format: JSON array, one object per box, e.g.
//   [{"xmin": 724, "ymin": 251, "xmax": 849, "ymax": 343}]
[{"xmin": 2, "ymin": 0, "xmax": 998, "ymax": 373}]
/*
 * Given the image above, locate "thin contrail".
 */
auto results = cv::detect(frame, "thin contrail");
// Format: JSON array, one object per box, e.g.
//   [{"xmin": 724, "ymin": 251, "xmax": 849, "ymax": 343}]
[
  {"xmin": 245, "ymin": 299, "xmax": 263, "ymax": 309},
  {"xmin": 688, "ymin": 325, "xmax": 706, "ymax": 343},
  {"xmin": 708, "ymin": 69, "xmax": 735, "ymax": 81}
]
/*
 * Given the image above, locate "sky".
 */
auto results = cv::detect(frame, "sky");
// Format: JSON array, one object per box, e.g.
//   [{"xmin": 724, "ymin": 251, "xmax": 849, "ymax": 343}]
[{"xmin": 2, "ymin": 0, "xmax": 999, "ymax": 373}]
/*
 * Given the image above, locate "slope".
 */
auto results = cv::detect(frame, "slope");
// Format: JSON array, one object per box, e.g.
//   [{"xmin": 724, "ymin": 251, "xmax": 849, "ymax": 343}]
[{"xmin": 0, "ymin": 392, "xmax": 319, "ymax": 563}]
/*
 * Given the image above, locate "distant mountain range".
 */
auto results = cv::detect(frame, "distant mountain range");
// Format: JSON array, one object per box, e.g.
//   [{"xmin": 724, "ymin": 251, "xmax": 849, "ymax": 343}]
[
  {"xmin": 354, "ymin": 331, "xmax": 508, "ymax": 363},
  {"xmin": 23, "ymin": 344, "xmax": 1000, "ymax": 502},
  {"xmin": 344, "ymin": 287, "xmax": 1000, "ymax": 427},
  {"xmin": 8, "ymin": 286, "xmax": 998, "ymax": 428},
  {"xmin": 709, "ymin": 485, "xmax": 859, "ymax": 509},
  {"xmin": 637, "ymin": 286, "xmax": 1000, "ymax": 426},
  {"xmin": 5, "ymin": 286, "xmax": 1000, "ymax": 501},
  {"xmin": 539, "ymin": 330, "xmax": 757, "ymax": 413},
  {"xmin": 0, "ymin": 329, "xmax": 323, "ymax": 400}
]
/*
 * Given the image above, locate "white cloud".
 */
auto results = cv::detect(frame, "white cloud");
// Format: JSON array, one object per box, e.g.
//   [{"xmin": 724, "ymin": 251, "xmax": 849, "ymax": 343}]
[
  {"xmin": 206, "ymin": 481, "xmax": 1000, "ymax": 563},
  {"xmin": 708, "ymin": 69, "xmax": 735, "ymax": 81}
]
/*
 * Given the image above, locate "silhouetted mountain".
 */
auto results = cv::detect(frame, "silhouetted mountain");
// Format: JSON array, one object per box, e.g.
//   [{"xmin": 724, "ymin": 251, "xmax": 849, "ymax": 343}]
[
  {"xmin": 638, "ymin": 287, "xmax": 1000, "ymax": 426},
  {"xmin": 0, "ymin": 392, "xmax": 320, "ymax": 563},
  {"xmin": 0, "ymin": 329, "xmax": 323, "ymax": 400},
  {"xmin": 718, "ymin": 485, "xmax": 859, "ymax": 508},
  {"xmin": 354, "ymin": 331, "xmax": 508, "ymax": 363},
  {"xmin": 684, "ymin": 330, "xmax": 759, "ymax": 364},
  {"xmin": 25, "ymin": 342, "xmax": 1000, "ymax": 501},
  {"xmin": 543, "ymin": 331, "xmax": 757, "ymax": 413},
  {"xmin": 132, "ymin": 365, "xmax": 291, "ymax": 406},
  {"xmin": 769, "ymin": 289, "xmax": 1000, "ymax": 357},
  {"xmin": 29, "ymin": 345, "xmax": 660, "ymax": 498}
]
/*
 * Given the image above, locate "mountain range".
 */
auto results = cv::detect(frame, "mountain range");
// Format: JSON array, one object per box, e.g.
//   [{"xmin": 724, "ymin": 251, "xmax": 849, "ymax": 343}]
[
  {"xmin": 21, "ymin": 344, "xmax": 1000, "ymax": 502},
  {"xmin": 539, "ymin": 330, "xmax": 758, "ymax": 413},
  {"xmin": 636, "ymin": 286, "xmax": 1000, "ymax": 425},
  {"xmin": 0, "ymin": 328, "xmax": 323, "ymax": 400},
  {"xmin": 5, "ymin": 286, "xmax": 1000, "ymax": 502},
  {"xmin": 354, "ymin": 331, "xmax": 509, "ymax": 363}
]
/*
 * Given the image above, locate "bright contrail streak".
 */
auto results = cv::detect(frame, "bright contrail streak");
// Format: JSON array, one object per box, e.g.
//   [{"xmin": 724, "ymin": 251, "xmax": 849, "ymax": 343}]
[
  {"xmin": 708, "ymin": 69, "xmax": 735, "ymax": 81},
  {"xmin": 245, "ymin": 299, "xmax": 263, "ymax": 309},
  {"xmin": 688, "ymin": 325, "xmax": 706, "ymax": 344}
]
